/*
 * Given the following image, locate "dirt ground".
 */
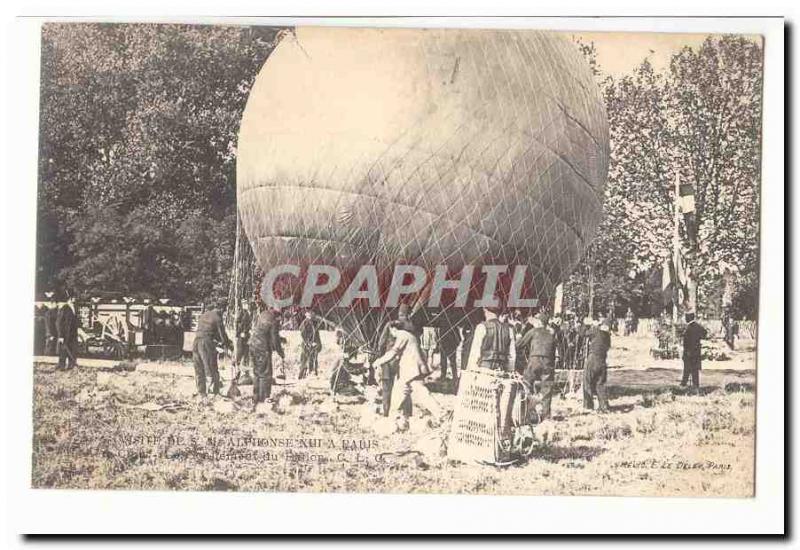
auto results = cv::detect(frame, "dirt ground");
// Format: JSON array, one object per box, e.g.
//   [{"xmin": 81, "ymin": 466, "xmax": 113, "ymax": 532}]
[{"xmin": 31, "ymin": 333, "xmax": 756, "ymax": 497}]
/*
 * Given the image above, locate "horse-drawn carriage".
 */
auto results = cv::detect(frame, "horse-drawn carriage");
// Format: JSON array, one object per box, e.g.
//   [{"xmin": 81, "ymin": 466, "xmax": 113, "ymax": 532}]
[{"xmin": 57, "ymin": 293, "xmax": 202, "ymax": 360}]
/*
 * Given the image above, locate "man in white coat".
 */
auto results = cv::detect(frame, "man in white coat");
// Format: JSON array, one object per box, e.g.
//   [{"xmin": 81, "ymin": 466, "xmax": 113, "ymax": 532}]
[{"xmin": 372, "ymin": 321, "xmax": 443, "ymax": 428}]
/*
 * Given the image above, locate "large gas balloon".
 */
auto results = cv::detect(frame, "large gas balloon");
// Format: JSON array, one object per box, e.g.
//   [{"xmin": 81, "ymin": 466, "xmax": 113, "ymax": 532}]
[{"xmin": 237, "ymin": 27, "xmax": 609, "ymax": 336}]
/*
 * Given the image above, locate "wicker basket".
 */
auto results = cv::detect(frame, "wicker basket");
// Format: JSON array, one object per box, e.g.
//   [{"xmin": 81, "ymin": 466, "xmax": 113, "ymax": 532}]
[{"xmin": 447, "ymin": 369, "xmax": 527, "ymax": 464}]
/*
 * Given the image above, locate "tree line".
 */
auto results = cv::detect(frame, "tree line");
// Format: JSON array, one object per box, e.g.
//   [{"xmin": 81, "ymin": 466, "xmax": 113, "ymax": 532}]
[
  {"xmin": 564, "ymin": 35, "xmax": 762, "ymax": 320},
  {"xmin": 37, "ymin": 23, "xmax": 280, "ymax": 304}
]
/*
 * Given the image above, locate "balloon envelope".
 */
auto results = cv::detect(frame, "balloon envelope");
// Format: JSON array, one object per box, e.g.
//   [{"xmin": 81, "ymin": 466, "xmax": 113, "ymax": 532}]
[{"xmin": 237, "ymin": 27, "xmax": 609, "ymax": 335}]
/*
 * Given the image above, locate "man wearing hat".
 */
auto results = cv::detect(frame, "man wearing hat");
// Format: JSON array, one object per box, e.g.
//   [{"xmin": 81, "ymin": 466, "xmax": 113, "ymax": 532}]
[
  {"xmin": 376, "ymin": 304, "xmax": 417, "ymax": 417},
  {"xmin": 524, "ymin": 312, "xmax": 557, "ymax": 420},
  {"xmin": 583, "ymin": 319, "xmax": 611, "ymax": 412},
  {"xmin": 44, "ymin": 297, "xmax": 59, "ymax": 356},
  {"xmin": 465, "ymin": 306, "xmax": 517, "ymax": 440},
  {"xmin": 465, "ymin": 306, "xmax": 516, "ymax": 372},
  {"xmin": 681, "ymin": 312, "xmax": 707, "ymax": 391},
  {"xmin": 372, "ymin": 320, "xmax": 443, "ymax": 427},
  {"xmin": 249, "ymin": 306, "xmax": 285, "ymax": 408},
  {"xmin": 192, "ymin": 301, "xmax": 232, "ymax": 398},
  {"xmin": 514, "ymin": 312, "xmax": 538, "ymax": 373},
  {"xmin": 56, "ymin": 293, "xmax": 80, "ymax": 370}
]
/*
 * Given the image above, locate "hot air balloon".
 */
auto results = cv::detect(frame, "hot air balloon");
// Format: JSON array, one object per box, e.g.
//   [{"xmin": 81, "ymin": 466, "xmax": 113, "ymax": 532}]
[{"xmin": 236, "ymin": 27, "xmax": 609, "ymax": 345}]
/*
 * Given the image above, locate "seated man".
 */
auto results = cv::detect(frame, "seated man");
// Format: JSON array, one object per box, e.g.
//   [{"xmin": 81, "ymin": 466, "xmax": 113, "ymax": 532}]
[{"xmin": 330, "ymin": 343, "xmax": 371, "ymax": 396}]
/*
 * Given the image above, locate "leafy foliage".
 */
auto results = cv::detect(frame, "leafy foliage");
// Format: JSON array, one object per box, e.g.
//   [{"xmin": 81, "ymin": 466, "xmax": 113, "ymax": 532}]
[
  {"xmin": 36, "ymin": 27, "xmax": 762, "ymax": 319},
  {"xmin": 37, "ymin": 23, "xmax": 280, "ymax": 303},
  {"xmin": 565, "ymin": 36, "xmax": 762, "ymax": 319}
]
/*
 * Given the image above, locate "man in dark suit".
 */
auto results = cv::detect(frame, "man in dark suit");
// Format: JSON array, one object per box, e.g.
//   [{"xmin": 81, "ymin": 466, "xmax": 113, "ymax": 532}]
[
  {"xmin": 142, "ymin": 301, "xmax": 155, "ymax": 345},
  {"xmin": 249, "ymin": 307, "xmax": 285, "ymax": 408},
  {"xmin": 583, "ymin": 320, "xmax": 611, "ymax": 412},
  {"xmin": 234, "ymin": 300, "xmax": 253, "ymax": 372},
  {"xmin": 56, "ymin": 295, "xmax": 80, "ymax": 370},
  {"xmin": 525, "ymin": 313, "xmax": 557, "ymax": 420},
  {"xmin": 33, "ymin": 305, "xmax": 46, "ymax": 355},
  {"xmin": 192, "ymin": 302, "xmax": 232, "ymax": 397},
  {"xmin": 438, "ymin": 322, "xmax": 462, "ymax": 390},
  {"xmin": 44, "ymin": 301, "xmax": 58, "ymax": 355},
  {"xmin": 298, "ymin": 310, "xmax": 321, "ymax": 378},
  {"xmin": 681, "ymin": 312, "xmax": 708, "ymax": 391}
]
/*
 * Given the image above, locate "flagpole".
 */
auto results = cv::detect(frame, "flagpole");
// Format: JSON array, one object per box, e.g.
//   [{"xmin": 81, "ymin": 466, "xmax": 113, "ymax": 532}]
[{"xmin": 673, "ymin": 171, "xmax": 680, "ymax": 337}]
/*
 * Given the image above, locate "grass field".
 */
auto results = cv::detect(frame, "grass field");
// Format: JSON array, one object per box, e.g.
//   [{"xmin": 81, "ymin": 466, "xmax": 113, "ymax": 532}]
[{"xmin": 31, "ymin": 334, "xmax": 756, "ymax": 497}]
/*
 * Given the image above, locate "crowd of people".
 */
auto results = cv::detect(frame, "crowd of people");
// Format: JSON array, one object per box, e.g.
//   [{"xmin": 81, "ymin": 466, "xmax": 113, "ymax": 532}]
[
  {"xmin": 195, "ymin": 301, "xmax": 627, "ymax": 425},
  {"xmin": 33, "ymin": 298, "xmax": 191, "ymax": 359},
  {"xmin": 32, "ymin": 295, "xmax": 80, "ymax": 371},
  {"xmin": 37, "ymin": 293, "xmax": 711, "ymax": 428}
]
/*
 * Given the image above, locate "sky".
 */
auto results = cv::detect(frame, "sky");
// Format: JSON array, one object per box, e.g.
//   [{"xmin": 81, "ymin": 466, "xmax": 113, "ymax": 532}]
[{"xmin": 569, "ymin": 31, "xmax": 762, "ymax": 77}]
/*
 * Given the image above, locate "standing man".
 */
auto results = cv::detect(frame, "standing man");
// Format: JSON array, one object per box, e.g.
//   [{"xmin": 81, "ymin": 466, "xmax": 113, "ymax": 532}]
[
  {"xmin": 583, "ymin": 320, "xmax": 611, "ymax": 412},
  {"xmin": 721, "ymin": 307, "xmax": 738, "ymax": 351},
  {"xmin": 44, "ymin": 299, "xmax": 58, "ymax": 356},
  {"xmin": 56, "ymin": 294, "xmax": 80, "ymax": 370},
  {"xmin": 33, "ymin": 304, "xmax": 46, "ymax": 356},
  {"xmin": 681, "ymin": 312, "xmax": 708, "ymax": 391},
  {"xmin": 298, "ymin": 310, "xmax": 321, "ymax": 378},
  {"xmin": 574, "ymin": 317, "xmax": 593, "ymax": 371},
  {"xmin": 562, "ymin": 314, "xmax": 575, "ymax": 370},
  {"xmin": 465, "ymin": 307, "xmax": 516, "ymax": 440},
  {"xmin": 171, "ymin": 311, "xmax": 184, "ymax": 351},
  {"xmin": 142, "ymin": 301, "xmax": 156, "ymax": 345},
  {"xmin": 551, "ymin": 316, "xmax": 566, "ymax": 370},
  {"xmin": 249, "ymin": 307, "xmax": 285, "ymax": 408},
  {"xmin": 509, "ymin": 309, "xmax": 524, "ymax": 336},
  {"xmin": 525, "ymin": 313, "xmax": 557, "ymax": 420},
  {"xmin": 372, "ymin": 321, "xmax": 442, "ymax": 429},
  {"xmin": 234, "ymin": 300, "xmax": 253, "ymax": 373},
  {"xmin": 624, "ymin": 308, "xmax": 634, "ymax": 336},
  {"xmin": 514, "ymin": 313, "xmax": 536, "ymax": 374},
  {"xmin": 420, "ymin": 325, "xmax": 439, "ymax": 370},
  {"xmin": 376, "ymin": 306, "xmax": 416, "ymax": 417},
  {"xmin": 466, "ymin": 307, "xmax": 516, "ymax": 372},
  {"xmin": 192, "ymin": 302, "xmax": 232, "ymax": 399},
  {"xmin": 438, "ymin": 323, "xmax": 461, "ymax": 390},
  {"xmin": 460, "ymin": 322, "xmax": 474, "ymax": 376}
]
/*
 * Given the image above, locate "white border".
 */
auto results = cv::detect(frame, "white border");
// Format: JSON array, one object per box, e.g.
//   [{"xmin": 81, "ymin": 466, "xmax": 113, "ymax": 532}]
[{"xmin": 2, "ymin": 12, "xmax": 785, "ymax": 537}]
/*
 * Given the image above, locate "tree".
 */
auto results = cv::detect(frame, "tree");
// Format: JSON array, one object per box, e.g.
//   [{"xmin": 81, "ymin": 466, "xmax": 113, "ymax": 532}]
[
  {"xmin": 668, "ymin": 36, "xmax": 763, "ymax": 317},
  {"xmin": 565, "ymin": 44, "xmax": 675, "ymax": 317},
  {"xmin": 564, "ymin": 36, "xmax": 763, "ymax": 320},
  {"xmin": 37, "ymin": 23, "xmax": 281, "ymax": 303}
]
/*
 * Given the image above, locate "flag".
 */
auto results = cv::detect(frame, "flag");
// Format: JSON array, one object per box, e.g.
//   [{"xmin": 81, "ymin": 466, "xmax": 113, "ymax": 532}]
[
  {"xmin": 676, "ymin": 253, "xmax": 686, "ymax": 305},
  {"xmin": 661, "ymin": 251, "xmax": 689, "ymax": 307},
  {"xmin": 661, "ymin": 257, "xmax": 672, "ymax": 291},
  {"xmin": 678, "ymin": 183, "xmax": 695, "ymax": 214},
  {"xmin": 553, "ymin": 283, "xmax": 564, "ymax": 314},
  {"xmin": 674, "ymin": 249, "xmax": 687, "ymax": 288},
  {"xmin": 661, "ymin": 258, "xmax": 674, "ymax": 306},
  {"xmin": 679, "ymin": 181, "xmax": 698, "ymax": 248}
]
